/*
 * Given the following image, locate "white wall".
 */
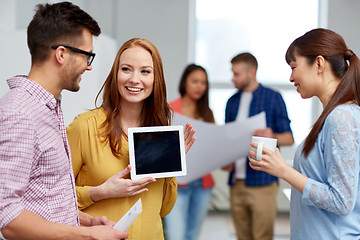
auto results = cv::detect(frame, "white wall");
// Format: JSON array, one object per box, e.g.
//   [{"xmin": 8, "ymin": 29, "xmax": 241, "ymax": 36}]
[
  {"xmin": 327, "ymin": 0, "xmax": 360, "ymax": 55},
  {"xmin": 0, "ymin": 1, "xmax": 31, "ymax": 99}
]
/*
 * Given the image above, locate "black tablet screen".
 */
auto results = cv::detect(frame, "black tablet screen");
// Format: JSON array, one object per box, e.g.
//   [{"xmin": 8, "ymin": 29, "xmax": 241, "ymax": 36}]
[{"xmin": 133, "ymin": 131, "xmax": 182, "ymax": 174}]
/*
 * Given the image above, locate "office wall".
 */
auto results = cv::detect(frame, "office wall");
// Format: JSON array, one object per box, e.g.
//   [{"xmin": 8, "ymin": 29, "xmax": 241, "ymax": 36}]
[{"xmin": 327, "ymin": 0, "xmax": 360, "ymax": 55}]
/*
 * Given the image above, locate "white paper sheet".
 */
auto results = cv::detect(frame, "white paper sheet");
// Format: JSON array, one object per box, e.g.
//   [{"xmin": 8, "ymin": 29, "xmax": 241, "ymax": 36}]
[
  {"xmin": 282, "ymin": 188, "xmax": 291, "ymax": 201},
  {"xmin": 0, "ymin": 230, "xmax": 6, "ymax": 240},
  {"xmin": 113, "ymin": 198, "xmax": 142, "ymax": 231},
  {"xmin": 172, "ymin": 112, "xmax": 266, "ymax": 184}
]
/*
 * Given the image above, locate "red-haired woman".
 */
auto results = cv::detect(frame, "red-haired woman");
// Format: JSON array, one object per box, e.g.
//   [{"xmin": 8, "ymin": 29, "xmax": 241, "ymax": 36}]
[
  {"xmin": 67, "ymin": 38, "xmax": 195, "ymax": 240},
  {"xmin": 164, "ymin": 64, "xmax": 215, "ymax": 240},
  {"xmin": 248, "ymin": 28, "xmax": 360, "ymax": 239}
]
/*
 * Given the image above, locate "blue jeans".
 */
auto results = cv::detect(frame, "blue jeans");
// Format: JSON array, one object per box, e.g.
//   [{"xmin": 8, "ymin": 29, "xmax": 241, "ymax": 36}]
[{"xmin": 164, "ymin": 178, "xmax": 213, "ymax": 240}]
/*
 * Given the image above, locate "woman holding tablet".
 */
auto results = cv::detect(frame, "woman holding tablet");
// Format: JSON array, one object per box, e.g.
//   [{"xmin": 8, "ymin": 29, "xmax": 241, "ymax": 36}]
[
  {"xmin": 164, "ymin": 64, "xmax": 215, "ymax": 240},
  {"xmin": 248, "ymin": 28, "xmax": 360, "ymax": 239},
  {"xmin": 67, "ymin": 38, "xmax": 195, "ymax": 240}
]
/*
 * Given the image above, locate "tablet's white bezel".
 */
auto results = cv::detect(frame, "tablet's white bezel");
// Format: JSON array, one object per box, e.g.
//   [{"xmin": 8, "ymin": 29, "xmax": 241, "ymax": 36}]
[{"xmin": 128, "ymin": 125, "xmax": 187, "ymax": 180}]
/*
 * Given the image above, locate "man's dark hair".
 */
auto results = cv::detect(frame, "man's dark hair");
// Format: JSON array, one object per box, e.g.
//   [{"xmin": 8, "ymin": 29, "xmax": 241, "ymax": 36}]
[
  {"xmin": 231, "ymin": 52, "xmax": 258, "ymax": 70},
  {"xmin": 27, "ymin": 1, "xmax": 101, "ymax": 64}
]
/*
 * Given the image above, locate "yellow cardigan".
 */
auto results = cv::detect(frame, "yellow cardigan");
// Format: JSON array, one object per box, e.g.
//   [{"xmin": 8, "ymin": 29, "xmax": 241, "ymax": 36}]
[{"xmin": 66, "ymin": 108, "xmax": 177, "ymax": 240}]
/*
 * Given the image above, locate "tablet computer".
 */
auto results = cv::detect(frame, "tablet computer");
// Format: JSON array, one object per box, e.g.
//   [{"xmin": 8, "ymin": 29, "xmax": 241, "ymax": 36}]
[{"xmin": 128, "ymin": 125, "xmax": 187, "ymax": 180}]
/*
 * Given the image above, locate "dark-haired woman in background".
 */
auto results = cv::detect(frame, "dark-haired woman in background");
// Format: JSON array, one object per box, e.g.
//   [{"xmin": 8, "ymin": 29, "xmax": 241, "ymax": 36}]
[
  {"xmin": 164, "ymin": 64, "xmax": 215, "ymax": 240},
  {"xmin": 248, "ymin": 28, "xmax": 360, "ymax": 239}
]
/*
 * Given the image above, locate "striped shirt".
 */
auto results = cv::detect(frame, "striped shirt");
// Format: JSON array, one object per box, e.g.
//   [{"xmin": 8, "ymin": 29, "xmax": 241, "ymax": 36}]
[{"xmin": 0, "ymin": 75, "xmax": 79, "ymax": 228}]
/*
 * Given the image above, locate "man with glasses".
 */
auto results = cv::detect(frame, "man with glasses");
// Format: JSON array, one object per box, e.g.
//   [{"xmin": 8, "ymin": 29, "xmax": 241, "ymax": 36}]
[{"xmin": 0, "ymin": 2, "xmax": 127, "ymax": 239}]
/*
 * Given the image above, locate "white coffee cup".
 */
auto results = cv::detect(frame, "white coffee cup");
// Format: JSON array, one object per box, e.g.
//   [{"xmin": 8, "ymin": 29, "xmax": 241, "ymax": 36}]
[{"xmin": 251, "ymin": 136, "xmax": 277, "ymax": 161}]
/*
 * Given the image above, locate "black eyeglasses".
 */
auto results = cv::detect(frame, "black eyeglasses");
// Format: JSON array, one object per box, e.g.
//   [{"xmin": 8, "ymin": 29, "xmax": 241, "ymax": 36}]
[{"xmin": 51, "ymin": 45, "xmax": 95, "ymax": 66}]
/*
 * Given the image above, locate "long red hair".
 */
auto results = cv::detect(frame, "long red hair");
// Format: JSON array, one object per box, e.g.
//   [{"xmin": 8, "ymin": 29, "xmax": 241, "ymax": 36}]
[
  {"xmin": 95, "ymin": 38, "xmax": 171, "ymax": 157},
  {"xmin": 286, "ymin": 28, "xmax": 360, "ymax": 157}
]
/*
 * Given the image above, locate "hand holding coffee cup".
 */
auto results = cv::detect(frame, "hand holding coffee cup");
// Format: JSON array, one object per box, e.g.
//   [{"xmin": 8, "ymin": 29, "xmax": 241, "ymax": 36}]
[{"xmin": 250, "ymin": 136, "xmax": 277, "ymax": 161}]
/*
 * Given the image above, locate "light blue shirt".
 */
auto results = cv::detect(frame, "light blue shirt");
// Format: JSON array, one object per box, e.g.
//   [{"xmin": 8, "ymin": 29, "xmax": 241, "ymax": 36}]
[{"xmin": 290, "ymin": 104, "xmax": 360, "ymax": 239}]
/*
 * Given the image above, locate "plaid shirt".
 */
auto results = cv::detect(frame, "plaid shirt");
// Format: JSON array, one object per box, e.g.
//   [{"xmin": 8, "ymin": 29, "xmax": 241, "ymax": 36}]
[
  {"xmin": 225, "ymin": 84, "xmax": 292, "ymax": 186},
  {"xmin": 0, "ymin": 76, "xmax": 79, "ymax": 228}
]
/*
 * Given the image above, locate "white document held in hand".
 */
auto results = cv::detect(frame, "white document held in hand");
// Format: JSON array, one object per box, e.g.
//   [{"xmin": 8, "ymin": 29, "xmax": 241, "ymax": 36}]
[{"xmin": 113, "ymin": 198, "xmax": 142, "ymax": 231}]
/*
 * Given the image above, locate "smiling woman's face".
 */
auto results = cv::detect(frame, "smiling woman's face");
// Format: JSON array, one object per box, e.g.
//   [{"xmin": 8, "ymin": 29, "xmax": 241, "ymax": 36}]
[
  {"xmin": 289, "ymin": 54, "xmax": 319, "ymax": 99},
  {"xmin": 117, "ymin": 46, "xmax": 154, "ymax": 105}
]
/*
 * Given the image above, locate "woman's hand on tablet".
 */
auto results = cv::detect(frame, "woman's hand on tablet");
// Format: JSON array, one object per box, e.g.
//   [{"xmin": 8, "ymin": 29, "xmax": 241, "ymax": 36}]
[
  {"xmin": 89, "ymin": 165, "xmax": 156, "ymax": 201},
  {"xmin": 184, "ymin": 122, "xmax": 196, "ymax": 153}
]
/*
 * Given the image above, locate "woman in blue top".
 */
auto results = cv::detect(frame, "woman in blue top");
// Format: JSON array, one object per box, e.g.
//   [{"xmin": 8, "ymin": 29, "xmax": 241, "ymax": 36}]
[{"xmin": 248, "ymin": 28, "xmax": 360, "ymax": 240}]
